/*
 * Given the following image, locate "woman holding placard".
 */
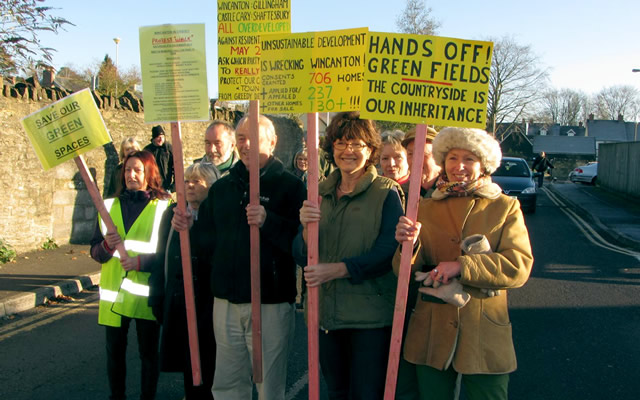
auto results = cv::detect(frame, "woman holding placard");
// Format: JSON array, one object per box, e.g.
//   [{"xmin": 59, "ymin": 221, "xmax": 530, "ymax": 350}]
[
  {"xmin": 394, "ymin": 128, "xmax": 533, "ymax": 399},
  {"xmin": 293, "ymin": 111, "xmax": 404, "ymax": 399},
  {"xmin": 149, "ymin": 162, "xmax": 219, "ymax": 400},
  {"xmin": 90, "ymin": 150, "xmax": 171, "ymax": 400}
]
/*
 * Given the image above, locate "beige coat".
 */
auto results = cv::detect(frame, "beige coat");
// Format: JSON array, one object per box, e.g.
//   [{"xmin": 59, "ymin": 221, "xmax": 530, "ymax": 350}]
[{"xmin": 393, "ymin": 191, "xmax": 533, "ymax": 374}]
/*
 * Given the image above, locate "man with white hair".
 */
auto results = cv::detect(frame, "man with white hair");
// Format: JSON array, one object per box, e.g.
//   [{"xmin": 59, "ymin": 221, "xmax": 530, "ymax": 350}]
[
  {"xmin": 173, "ymin": 114, "xmax": 305, "ymax": 399},
  {"xmin": 194, "ymin": 120, "xmax": 239, "ymax": 175}
]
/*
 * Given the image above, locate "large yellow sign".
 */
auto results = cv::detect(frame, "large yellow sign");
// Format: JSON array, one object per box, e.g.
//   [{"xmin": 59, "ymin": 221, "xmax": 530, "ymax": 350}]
[
  {"xmin": 217, "ymin": 0, "xmax": 291, "ymax": 101},
  {"xmin": 259, "ymin": 28, "xmax": 368, "ymax": 114},
  {"xmin": 139, "ymin": 23, "xmax": 209, "ymax": 123},
  {"xmin": 22, "ymin": 89, "xmax": 112, "ymax": 170},
  {"xmin": 361, "ymin": 32, "xmax": 493, "ymax": 128}
]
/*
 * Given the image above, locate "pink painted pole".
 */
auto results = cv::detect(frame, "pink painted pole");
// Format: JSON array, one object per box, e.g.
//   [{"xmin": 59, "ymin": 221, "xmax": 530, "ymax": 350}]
[
  {"xmin": 74, "ymin": 156, "xmax": 127, "ymax": 259},
  {"xmin": 383, "ymin": 124, "xmax": 428, "ymax": 399},
  {"xmin": 170, "ymin": 122, "xmax": 203, "ymax": 386},
  {"xmin": 249, "ymin": 101, "xmax": 263, "ymax": 383},
  {"xmin": 305, "ymin": 113, "xmax": 320, "ymax": 400}
]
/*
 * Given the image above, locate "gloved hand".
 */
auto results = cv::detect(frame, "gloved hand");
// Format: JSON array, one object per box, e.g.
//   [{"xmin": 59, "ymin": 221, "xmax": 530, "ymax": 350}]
[
  {"xmin": 460, "ymin": 234, "xmax": 500, "ymax": 297},
  {"xmin": 460, "ymin": 234, "xmax": 491, "ymax": 254},
  {"xmin": 415, "ymin": 272, "xmax": 470, "ymax": 308}
]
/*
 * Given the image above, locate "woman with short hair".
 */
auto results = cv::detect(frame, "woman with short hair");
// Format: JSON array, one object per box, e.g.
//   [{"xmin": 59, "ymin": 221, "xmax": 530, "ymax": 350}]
[
  {"xmin": 294, "ymin": 111, "xmax": 405, "ymax": 399},
  {"xmin": 104, "ymin": 137, "xmax": 142, "ymax": 198},
  {"xmin": 149, "ymin": 162, "xmax": 219, "ymax": 399},
  {"xmin": 380, "ymin": 130, "xmax": 410, "ymax": 186}
]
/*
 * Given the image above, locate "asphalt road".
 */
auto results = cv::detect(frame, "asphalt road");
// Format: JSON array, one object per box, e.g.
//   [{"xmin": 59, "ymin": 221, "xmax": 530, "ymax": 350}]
[{"xmin": 1, "ymin": 189, "xmax": 639, "ymax": 400}]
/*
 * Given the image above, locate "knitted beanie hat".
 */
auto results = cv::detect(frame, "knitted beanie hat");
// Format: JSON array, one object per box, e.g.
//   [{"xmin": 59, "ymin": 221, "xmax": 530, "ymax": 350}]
[{"xmin": 432, "ymin": 127, "xmax": 502, "ymax": 175}]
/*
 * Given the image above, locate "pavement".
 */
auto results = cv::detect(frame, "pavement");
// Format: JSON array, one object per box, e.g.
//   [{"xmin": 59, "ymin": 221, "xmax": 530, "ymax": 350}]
[{"xmin": 1, "ymin": 179, "xmax": 639, "ymax": 318}]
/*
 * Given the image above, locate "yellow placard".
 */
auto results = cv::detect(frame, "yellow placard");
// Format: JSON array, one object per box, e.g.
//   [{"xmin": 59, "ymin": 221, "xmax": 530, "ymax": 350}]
[
  {"xmin": 259, "ymin": 28, "xmax": 368, "ymax": 114},
  {"xmin": 21, "ymin": 89, "xmax": 112, "ymax": 170},
  {"xmin": 361, "ymin": 32, "xmax": 493, "ymax": 128},
  {"xmin": 139, "ymin": 23, "xmax": 209, "ymax": 123},
  {"xmin": 217, "ymin": 0, "xmax": 291, "ymax": 101}
]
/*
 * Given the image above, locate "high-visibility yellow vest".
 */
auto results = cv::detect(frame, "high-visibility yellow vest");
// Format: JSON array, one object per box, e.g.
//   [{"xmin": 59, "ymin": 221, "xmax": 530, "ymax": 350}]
[{"xmin": 98, "ymin": 197, "xmax": 169, "ymax": 327}]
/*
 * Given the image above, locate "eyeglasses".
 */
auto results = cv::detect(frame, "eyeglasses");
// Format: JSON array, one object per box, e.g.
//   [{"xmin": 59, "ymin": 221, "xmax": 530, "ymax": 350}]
[{"xmin": 334, "ymin": 141, "xmax": 368, "ymax": 151}]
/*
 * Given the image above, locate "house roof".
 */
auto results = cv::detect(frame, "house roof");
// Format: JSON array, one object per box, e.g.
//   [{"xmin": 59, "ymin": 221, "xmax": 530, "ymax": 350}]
[
  {"xmin": 586, "ymin": 120, "xmax": 634, "ymax": 141},
  {"xmin": 533, "ymin": 135, "xmax": 596, "ymax": 155}
]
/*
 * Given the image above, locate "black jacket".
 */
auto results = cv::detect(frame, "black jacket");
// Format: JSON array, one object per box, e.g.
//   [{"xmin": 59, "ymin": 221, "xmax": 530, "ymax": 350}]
[
  {"xmin": 532, "ymin": 155, "xmax": 553, "ymax": 173},
  {"xmin": 144, "ymin": 142, "xmax": 174, "ymax": 191},
  {"xmin": 192, "ymin": 157, "xmax": 306, "ymax": 304},
  {"xmin": 148, "ymin": 204, "xmax": 215, "ymax": 373}
]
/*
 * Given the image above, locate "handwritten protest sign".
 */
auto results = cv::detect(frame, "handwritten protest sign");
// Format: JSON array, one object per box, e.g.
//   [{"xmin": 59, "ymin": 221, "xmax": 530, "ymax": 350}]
[
  {"xmin": 259, "ymin": 28, "xmax": 368, "ymax": 114},
  {"xmin": 139, "ymin": 23, "xmax": 209, "ymax": 123},
  {"xmin": 217, "ymin": 0, "xmax": 291, "ymax": 101},
  {"xmin": 21, "ymin": 88, "xmax": 111, "ymax": 170},
  {"xmin": 361, "ymin": 32, "xmax": 493, "ymax": 128}
]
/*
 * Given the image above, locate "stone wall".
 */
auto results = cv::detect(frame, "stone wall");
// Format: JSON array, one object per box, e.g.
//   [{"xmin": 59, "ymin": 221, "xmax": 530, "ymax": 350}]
[{"xmin": 0, "ymin": 95, "xmax": 303, "ymax": 253}]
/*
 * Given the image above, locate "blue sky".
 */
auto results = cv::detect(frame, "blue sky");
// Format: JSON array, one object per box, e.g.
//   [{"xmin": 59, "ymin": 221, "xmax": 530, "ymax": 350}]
[{"xmin": 38, "ymin": 0, "xmax": 640, "ymax": 99}]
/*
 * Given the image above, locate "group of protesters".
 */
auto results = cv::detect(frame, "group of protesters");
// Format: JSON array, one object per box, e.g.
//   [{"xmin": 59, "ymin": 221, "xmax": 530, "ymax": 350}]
[{"xmin": 89, "ymin": 111, "xmax": 533, "ymax": 400}]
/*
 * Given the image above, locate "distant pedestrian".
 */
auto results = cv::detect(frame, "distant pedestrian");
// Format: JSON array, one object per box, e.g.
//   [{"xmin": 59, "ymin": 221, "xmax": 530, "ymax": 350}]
[
  {"xmin": 532, "ymin": 151, "xmax": 554, "ymax": 187},
  {"xmin": 144, "ymin": 125, "xmax": 175, "ymax": 192},
  {"xmin": 104, "ymin": 137, "xmax": 141, "ymax": 198},
  {"xmin": 90, "ymin": 150, "xmax": 171, "ymax": 400}
]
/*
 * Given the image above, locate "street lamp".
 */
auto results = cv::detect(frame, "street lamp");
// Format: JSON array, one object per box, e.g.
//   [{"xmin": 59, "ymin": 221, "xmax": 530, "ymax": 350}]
[{"xmin": 113, "ymin": 37, "xmax": 121, "ymax": 98}]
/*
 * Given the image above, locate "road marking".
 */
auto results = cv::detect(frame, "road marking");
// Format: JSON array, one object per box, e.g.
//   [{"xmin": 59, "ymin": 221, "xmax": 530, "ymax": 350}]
[
  {"xmin": 542, "ymin": 187, "xmax": 640, "ymax": 261},
  {"xmin": 0, "ymin": 293, "xmax": 99, "ymax": 342},
  {"xmin": 286, "ymin": 372, "xmax": 308, "ymax": 400}
]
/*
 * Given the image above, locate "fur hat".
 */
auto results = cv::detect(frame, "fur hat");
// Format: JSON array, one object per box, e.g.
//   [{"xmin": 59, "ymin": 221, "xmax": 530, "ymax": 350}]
[
  {"xmin": 401, "ymin": 126, "xmax": 438, "ymax": 148},
  {"xmin": 151, "ymin": 125, "xmax": 165, "ymax": 138},
  {"xmin": 432, "ymin": 128, "xmax": 502, "ymax": 175}
]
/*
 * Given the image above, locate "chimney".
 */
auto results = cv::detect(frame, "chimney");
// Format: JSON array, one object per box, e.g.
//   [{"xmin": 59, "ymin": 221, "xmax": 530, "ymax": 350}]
[
  {"xmin": 617, "ymin": 114, "xmax": 624, "ymax": 122},
  {"xmin": 42, "ymin": 67, "xmax": 56, "ymax": 87},
  {"xmin": 588, "ymin": 113, "xmax": 594, "ymax": 121}
]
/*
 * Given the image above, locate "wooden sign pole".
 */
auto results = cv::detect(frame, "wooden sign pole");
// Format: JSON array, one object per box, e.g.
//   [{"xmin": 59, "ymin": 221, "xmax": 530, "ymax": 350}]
[
  {"xmin": 73, "ymin": 156, "xmax": 127, "ymax": 259},
  {"xmin": 170, "ymin": 121, "xmax": 203, "ymax": 386},
  {"xmin": 383, "ymin": 124, "xmax": 428, "ymax": 399},
  {"xmin": 306, "ymin": 112, "xmax": 320, "ymax": 400},
  {"xmin": 249, "ymin": 101, "xmax": 263, "ymax": 383}
]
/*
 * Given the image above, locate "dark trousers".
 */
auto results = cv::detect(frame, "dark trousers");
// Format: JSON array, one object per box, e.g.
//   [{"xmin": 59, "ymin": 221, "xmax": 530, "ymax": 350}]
[
  {"xmin": 537, "ymin": 171, "xmax": 545, "ymax": 187},
  {"xmin": 319, "ymin": 327, "xmax": 392, "ymax": 400},
  {"xmin": 105, "ymin": 317, "xmax": 160, "ymax": 400},
  {"xmin": 181, "ymin": 311, "xmax": 215, "ymax": 400}
]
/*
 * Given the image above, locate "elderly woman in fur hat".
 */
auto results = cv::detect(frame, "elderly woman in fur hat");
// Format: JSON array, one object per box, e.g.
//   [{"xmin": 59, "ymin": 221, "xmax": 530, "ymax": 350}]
[{"xmin": 393, "ymin": 127, "xmax": 533, "ymax": 400}]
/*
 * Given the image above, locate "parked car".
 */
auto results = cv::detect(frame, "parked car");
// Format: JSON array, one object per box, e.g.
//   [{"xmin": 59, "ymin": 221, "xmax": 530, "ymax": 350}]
[
  {"xmin": 491, "ymin": 157, "xmax": 537, "ymax": 213},
  {"xmin": 569, "ymin": 162, "xmax": 598, "ymax": 184}
]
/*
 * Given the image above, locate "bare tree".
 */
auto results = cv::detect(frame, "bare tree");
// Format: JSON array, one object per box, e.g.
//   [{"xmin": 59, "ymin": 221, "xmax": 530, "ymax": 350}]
[
  {"xmin": 486, "ymin": 36, "xmax": 548, "ymax": 134},
  {"xmin": 539, "ymin": 88, "xmax": 588, "ymax": 125},
  {"xmin": 396, "ymin": 0, "xmax": 440, "ymax": 35},
  {"xmin": 594, "ymin": 85, "xmax": 640, "ymax": 120},
  {"xmin": 0, "ymin": 0, "xmax": 72, "ymax": 75}
]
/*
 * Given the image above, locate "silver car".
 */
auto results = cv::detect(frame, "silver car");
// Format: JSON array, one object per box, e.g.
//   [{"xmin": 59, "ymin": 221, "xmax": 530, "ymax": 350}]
[{"xmin": 569, "ymin": 162, "xmax": 598, "ymax": 184}]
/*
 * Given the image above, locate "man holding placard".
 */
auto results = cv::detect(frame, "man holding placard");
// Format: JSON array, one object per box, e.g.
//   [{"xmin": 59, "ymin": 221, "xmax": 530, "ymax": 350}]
[{"xmin": 173, "ymin": 115, "xmax": 305, "ymax": 399}]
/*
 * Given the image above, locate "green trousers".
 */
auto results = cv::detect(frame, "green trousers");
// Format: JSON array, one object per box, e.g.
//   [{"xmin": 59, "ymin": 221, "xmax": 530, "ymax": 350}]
[{"xmin": 415, "ymin": 364, "xmax": 509, "ymax": 400}]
